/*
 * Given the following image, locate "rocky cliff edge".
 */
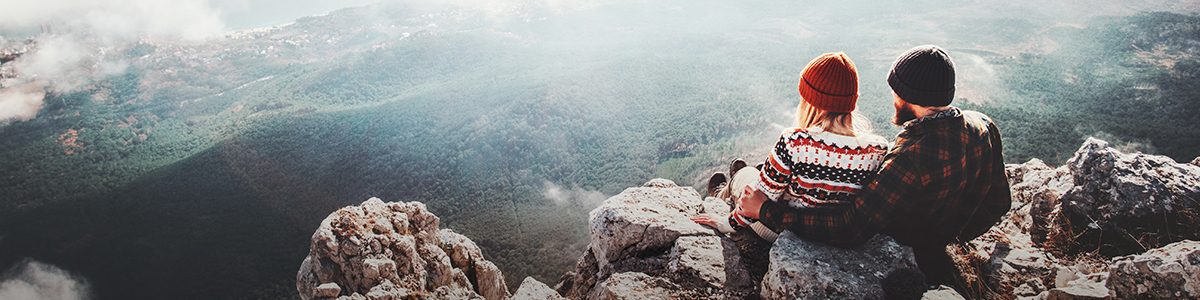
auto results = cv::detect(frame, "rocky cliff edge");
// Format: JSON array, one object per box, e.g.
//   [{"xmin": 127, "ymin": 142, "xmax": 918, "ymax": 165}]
[{"xmin": 297, "ymin": 138, "xmax": 1200, "ymax": 299}]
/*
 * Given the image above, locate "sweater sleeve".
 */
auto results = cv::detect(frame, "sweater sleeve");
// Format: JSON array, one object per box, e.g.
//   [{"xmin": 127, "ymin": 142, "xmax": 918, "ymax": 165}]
[{"xmin": 754, "ymin": 132, "xmax": 793, "ymax": 200}]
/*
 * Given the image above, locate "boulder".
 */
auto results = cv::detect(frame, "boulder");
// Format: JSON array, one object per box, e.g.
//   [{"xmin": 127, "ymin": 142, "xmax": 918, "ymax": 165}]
[
  {"xmin": 761, "ymin": 232, "xmax": 918, "ymax": 299},
  {"xmin": 1107, "ymin": 240, "xmax": 1200, "ymax": 299},
  {"xmin": 953, "ymin": 139, "xmax": 1200, "ymax": 299},
  {"xmin": 586, "ymin": 179, "xmax": 713, "ymax": 265},
  {"xmin": 922, "ymin": 286, "xmax": 965, "ymax": 300},
  {"xmin": 587, "ymin": 272, "xmax": 680, "ymax": 300},
  {"xmin": 667, "ymin": 236, "xmax": 727, "ymax": 289},
  {"xmin": 1047, "ymin": 138, "xmax": 1200, "ymax": 256},
  {"xmin": 557, "ymin": 179, "xmax": 754, "ymax": 299},
  {"xmin": 1041, "ymin": 266, "xmax": 1110, "ymax": 299},
  {"xmin": 512, "ymin": 277, "xmax": 567, "ymax": 300},
  {"xmin": 296, "ymin": 198, "xmax": 506, "ymax": 300}
]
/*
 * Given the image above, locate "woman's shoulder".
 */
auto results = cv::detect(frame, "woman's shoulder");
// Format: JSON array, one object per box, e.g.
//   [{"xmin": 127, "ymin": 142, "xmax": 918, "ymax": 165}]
[
  {"xmin": 855, "ymin": 133, "xmax": 892, "ymax": 150},
  {"xmin": 793, "ymin": 128, "xmax": 890, "ymax": 150}
]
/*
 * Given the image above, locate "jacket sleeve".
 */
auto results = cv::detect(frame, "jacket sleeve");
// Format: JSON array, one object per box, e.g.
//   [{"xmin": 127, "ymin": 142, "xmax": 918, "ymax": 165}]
[
  {"xmin": 956, "ymin": 122, "xmax": 1013, "ymax": 241},
  {"xmin": 758, "ymin": 141, "xmax": 925, "ymax": 247}
]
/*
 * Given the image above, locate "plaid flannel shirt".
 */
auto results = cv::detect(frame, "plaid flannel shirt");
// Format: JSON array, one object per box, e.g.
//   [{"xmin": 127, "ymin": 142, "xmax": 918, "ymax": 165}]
[{"xmin": 758, "ymin": 107, "xmax": 1012, "ymax": 248}]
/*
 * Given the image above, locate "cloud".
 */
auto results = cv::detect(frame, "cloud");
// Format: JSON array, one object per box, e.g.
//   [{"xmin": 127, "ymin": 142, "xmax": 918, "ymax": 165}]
[
  {"xmin": 542, "ymin": 180, "xmax": 608, "ymax": 207},
  {"xmin": 0, "ymin": 83, "xmax": 46, "ymax": 124},
  {"xmin": 0, "ymin": 0, "xmax": 224, "ymax": 42},
  {"xmin": 0, "ymin": 260, "xmax": 91, "ymax": 300},
  {"xmin": 0, "ymin": 0, "xmax": 226, "ymax": 125}
]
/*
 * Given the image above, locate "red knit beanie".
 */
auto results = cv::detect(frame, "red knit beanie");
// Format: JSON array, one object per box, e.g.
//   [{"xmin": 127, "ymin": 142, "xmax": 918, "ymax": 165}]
[{"xmin": 798, "ymin": 52, "xmax": 859, "ymax": 113}]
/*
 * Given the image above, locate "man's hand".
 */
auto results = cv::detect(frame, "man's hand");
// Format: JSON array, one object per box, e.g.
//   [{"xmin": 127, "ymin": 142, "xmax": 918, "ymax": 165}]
[{"xmin": 738, "ymin": 185, "xmax": 766, "ymax": 219}]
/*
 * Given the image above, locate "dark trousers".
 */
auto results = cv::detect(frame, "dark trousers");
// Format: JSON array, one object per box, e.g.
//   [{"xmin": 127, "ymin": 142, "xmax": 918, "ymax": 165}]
[{"xmin": 912, "ymin": 244, "xmax": 971, "ymax": 299}]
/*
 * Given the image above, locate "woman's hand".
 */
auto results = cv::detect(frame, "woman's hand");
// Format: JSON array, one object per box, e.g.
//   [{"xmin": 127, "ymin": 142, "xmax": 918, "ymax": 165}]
[
  {"xmin": 737, "ymin": 185, "xmax": 766, "ymax": 219},
  {"xmin": 691, "ymin": 215, "xmax": 735, "ymax": 234}
]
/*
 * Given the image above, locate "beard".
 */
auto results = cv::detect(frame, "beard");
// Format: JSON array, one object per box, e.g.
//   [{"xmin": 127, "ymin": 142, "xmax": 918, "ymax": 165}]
[{"xmin": 892, "ymin": 104, "xmax": 918, "ymax": 125}]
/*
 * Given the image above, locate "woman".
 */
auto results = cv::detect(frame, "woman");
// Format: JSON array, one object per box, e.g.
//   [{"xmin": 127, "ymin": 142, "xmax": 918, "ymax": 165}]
[{"xmin": 693, "ymin": 52, "xmax": 889, "ymax": 244}]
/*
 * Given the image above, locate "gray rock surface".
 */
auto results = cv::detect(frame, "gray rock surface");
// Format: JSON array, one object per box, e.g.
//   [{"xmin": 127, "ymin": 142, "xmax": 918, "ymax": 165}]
[
  {"xmin": 1048, "ymin": 138, "xmax": 1200, "ymax": 256},
  {"xmin": 761, "ymin": 231, "xmax": 918, "ymax": 299},
  {"xmin": 1041, "ymin": 266, "xmax": 1110, "ymax": 299},
  {"xmin": 922, "ymin": 286, "xmax": 965, "ymax": 300},
  {"xmin": 953, "ymin": 159, "xmax": 1073, "ymax": 298},
  {"xmin": 557, "ymin": 179, "xmax": 754, "ymax": 299},
  {"xmin": 586, "ymin": 179, "xmax": 714, "ymax": 266},
  {"xmin": 512, "ymin": 277, "xmax": 567, "ymax": 300},
  {"xmin": 587, "ymin": 272, "xmax": 679, "ymax": 300},
  {"xmin": 1107, "ymin": 240, "xmax": 1200, "ymax": 299},
  {"xmin": 953, "ymin": 138, "xmax": 1200, "ymax": 299},
  {"xmin": 296, "ymin": 198, "xmax": 506, "ymax": 300}
]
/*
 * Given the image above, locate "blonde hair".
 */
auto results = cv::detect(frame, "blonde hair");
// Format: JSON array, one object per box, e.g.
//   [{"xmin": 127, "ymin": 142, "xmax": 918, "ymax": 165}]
[{"xmin": 795, "ymin": 98, "xmax": 873, "ymax": 136}]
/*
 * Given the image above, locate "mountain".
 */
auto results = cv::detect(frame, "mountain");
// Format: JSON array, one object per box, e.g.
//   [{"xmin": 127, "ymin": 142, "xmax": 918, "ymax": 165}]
[{"xmin": 1, "ymin": 1, "xmax": 1198, "ymax": 299}]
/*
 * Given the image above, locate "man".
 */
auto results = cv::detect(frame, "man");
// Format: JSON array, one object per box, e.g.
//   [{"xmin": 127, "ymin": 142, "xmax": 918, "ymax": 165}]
[{"xmin": 737, "ymin": 45, "xmax": 1012, "ymax": 295}]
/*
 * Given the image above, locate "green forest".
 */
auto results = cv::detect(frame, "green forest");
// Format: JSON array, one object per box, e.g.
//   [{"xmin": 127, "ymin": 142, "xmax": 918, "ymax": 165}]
[{"xmin": 0, "ymin": 1, "xmax": 1197, "ymax": 299}]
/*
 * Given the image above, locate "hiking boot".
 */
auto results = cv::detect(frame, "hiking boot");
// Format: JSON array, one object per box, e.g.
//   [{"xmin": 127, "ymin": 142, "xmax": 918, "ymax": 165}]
[
  {"xmin": 707, "ymin": 172, "xmax": 728, "ymax": 198},
  {"xmin": 729, "ymin": 158, "xmax": 747, "ymax": 176}
]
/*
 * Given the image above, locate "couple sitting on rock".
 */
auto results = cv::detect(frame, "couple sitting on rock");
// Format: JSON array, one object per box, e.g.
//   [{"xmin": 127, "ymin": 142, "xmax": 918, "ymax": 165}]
[{"xmin": 692, "ymin": 45, "xmax": 1013, "ymax": 296}]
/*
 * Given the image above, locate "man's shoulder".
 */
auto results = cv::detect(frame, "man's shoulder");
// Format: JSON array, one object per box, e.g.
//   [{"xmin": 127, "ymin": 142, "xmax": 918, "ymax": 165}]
[
  {"xmin": 960, "ymin": 109, "xmax": 998, "ymax": 127},
  {"xmin": 958, "ymin": 110, "xmax": 1004, "ymax": 141}
]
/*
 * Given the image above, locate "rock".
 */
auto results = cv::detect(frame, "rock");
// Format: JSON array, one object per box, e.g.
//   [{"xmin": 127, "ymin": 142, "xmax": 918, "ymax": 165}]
[
  {"xmin": 1191, "ymin": 156, "xmax": 1200, "ymax": 166},
  {"xmin": 587, "ymin": 272, "xmax": 679, "ymax": 300},
  {"xmin": 513, "ymin": 277, "xmax": 567, "ymax": 300},
  {"xmin": 555, "ymin": 248, "xmax": 600, "ymax": 299},
  {"xmin": 1005, "ymin": 158, "xmax": 1073, "ymax": 246},
  {"xmin": 587, "ymin": 179, "xmax": 712, "ymax": 265},
  {"xmin": 1042, "ymin": 267, "xmax": 1110, "ymax": 299},
  {"xmin": 953, "ymin": 139, "xmax": 1200, "ymax": 298},
  {"xmin": 667, "ymin": 236, "xmax": 726, "ymax": 289},
  {"xmin": 440, "ymin": 229, "xmax": 484, "ymax": 271},
  {"xmin": 921, "ymin": 286, "xmax": 965, "ymax": 300},
  {"xmin": 314, "ymin": 283, "xmax": 341, "ymax": 298},
  {"xmin": 557, "ymin": 179, "xmax": 754, "ymax": 299},
  {"xmin": 954, "ymin": 160, "xmax": 1068, "ymax": 297},
  {"xmin": 1047, "ymin": 138, "xmax": 1200, "ymax": 256},
  {"xmin": 1107, "ymin": 240, "xmax": 1200, "ymax": 299},
  {"xmin": 434, "ymin": 229, "xmax": 510, "ymax": 299},
  {"xmin": 761, "ymin": 231, "xmax": 918, "ymax": 299},
  {"xmin": 951, "ymin": 205, "xmax": 1065, "ymax": 299},
  {"xmin": 365, "ymin": 279, "xmax": 413, "ymax": 300},
  {"xmin": 473, "ymin": 260, "xmax": 509, "ymax": 300},
  {"xmin": 296, "ymin": 198, "xmax": 506, "ymax": 300}
]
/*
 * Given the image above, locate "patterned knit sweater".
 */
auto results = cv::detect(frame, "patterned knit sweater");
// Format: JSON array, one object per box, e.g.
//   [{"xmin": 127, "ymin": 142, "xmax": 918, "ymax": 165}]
[{"xmin": 730, "ymin": 127, "xmax": 889, "ymax": 238}]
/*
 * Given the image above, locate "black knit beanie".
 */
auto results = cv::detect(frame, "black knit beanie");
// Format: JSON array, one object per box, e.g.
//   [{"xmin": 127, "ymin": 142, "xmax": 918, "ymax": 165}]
[{"xmin": 887, "ymin": 45, "xmax": 955, "ymax": 107}]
